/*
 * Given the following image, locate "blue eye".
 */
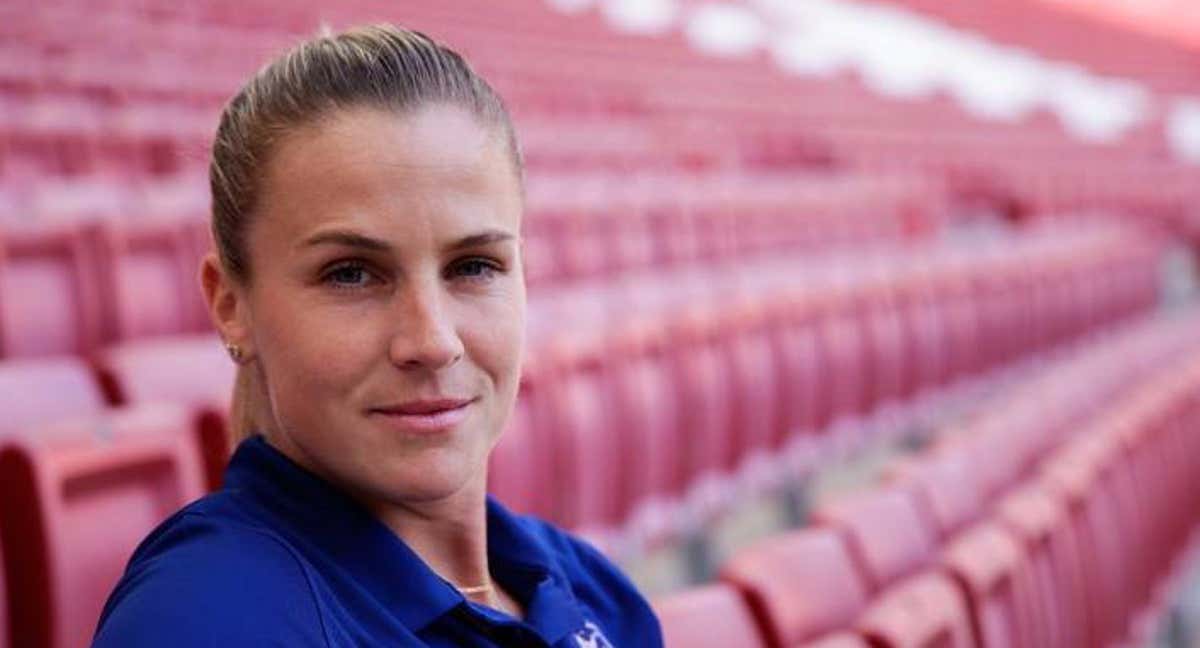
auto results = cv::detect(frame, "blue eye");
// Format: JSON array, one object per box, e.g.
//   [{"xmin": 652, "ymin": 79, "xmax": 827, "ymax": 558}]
[
  {"xmin": 450, "ymin": 259, "xmax": 501, "ymax": 282},
  {"xmin": 323, "ymin": 262, "xmax": 373, "ymax": 288}
]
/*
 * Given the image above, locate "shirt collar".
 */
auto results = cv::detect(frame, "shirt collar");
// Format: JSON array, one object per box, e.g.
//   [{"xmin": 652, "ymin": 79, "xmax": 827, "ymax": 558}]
[
  {"xmin": 224, "ymin": 437, "xmax": 588, "ymax": 641},
  {"xmin": 485, "ymin": 497, "xmax": 586, "ymax": 642},
  {"xmin": 223, "ymin": 436, "xmax": 463, "ymax": 633}
]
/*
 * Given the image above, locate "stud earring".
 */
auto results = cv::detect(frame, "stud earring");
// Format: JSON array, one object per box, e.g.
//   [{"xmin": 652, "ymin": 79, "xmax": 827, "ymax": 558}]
[{"xmin": 225, "ymin": 342, "xmax": 246, "ymax": 363}]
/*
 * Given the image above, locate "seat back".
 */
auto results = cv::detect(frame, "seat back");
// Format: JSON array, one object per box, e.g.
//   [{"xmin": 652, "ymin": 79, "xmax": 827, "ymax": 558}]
[
  {"xmin": 0, "ymin": 404, "xmax": 204, "ymax": 648},
  {"xmin": 0, "ymin": 357, "xmax": 107, "ymax": 437},
  {"xmin": 857, "ymin": 572, "xmax": 976, "ymax": 648},
  {"xmin": 811, "ymin": 487, "xmax": 938, "ymax": 592},
  {"xmin": 0, "ymin": 225, "xmax": 102, "ymax": 358},
  {"xmin": 655, "ymin": 584, "xmax": 769, "ymax": 648},
  {"xmin": 94, "ymin": 335, "xmax": 232, "ymax": 408},
  {"xmin": 720, "ymin": 528, "xmax": 870, "ymax": 647},
  {"xmin": 941, "ymin": 522, "xmax": 1026, "ymax": 648}
]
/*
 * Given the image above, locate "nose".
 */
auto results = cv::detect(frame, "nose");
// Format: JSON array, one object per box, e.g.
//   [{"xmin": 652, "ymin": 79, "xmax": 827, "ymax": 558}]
[{"xmin": 388, "ymin": 276, "xmax": 464, "ymax": 371}]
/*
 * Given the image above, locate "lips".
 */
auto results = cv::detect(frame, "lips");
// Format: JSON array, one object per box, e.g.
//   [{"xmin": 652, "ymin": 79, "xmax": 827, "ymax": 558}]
[{"xmin": 368, "ymin": 397, "xmax": 475, "ymax": 434}]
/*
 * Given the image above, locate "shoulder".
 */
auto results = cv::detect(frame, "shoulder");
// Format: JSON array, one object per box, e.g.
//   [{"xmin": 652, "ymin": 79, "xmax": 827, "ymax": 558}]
[
  {"xmin": 513, "ymin": 515, "xmax": 663, "ymax": 646},
  {"xmin": 93, "ymin": 497, "xmax": 328, "ymax": 647}
]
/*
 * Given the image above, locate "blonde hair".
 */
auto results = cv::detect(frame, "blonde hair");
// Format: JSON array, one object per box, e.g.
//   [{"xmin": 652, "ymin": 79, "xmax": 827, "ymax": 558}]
[{"xmin": 210, "ymin": 24, "xmax": 522, "ymax": 443}]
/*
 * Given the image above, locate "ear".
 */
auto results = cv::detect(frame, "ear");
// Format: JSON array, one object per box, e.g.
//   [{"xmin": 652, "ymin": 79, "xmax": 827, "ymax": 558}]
[{"xmin": 200, "ymin": 253, "xmax": 254, "ymax": 360}]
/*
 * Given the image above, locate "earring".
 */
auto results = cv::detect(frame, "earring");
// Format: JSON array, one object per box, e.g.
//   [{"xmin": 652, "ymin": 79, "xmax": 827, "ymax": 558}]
[{"xmin": 225, "ymin": 342, "xmax": 245, "ymax": 363}]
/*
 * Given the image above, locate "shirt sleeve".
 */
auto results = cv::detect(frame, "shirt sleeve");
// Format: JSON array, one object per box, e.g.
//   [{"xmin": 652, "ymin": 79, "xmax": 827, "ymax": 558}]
[{"xmin": 92, "ymin": 513, "xmax": 328, "ymax": 648}]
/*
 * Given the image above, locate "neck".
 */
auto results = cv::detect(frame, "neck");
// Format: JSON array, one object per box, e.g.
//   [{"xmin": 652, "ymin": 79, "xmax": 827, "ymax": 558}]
[{"xmin": 365, "ymin": 471, "xmax": 492, "ymax": 594}]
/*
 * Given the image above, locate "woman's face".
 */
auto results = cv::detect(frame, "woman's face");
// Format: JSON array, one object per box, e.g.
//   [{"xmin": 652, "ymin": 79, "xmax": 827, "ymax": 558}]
[{"xmin": 231, "ymin": 105, "xmax": 525, "ymax": 507}]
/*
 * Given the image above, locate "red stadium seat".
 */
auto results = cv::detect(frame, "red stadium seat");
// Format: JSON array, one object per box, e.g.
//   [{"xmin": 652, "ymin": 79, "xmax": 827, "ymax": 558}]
[
  {"xmin": 996, "ymin": 484, "xmax": 1082, "ymax": 648},
  {"xmin": 94, "ymin": 334, "xmax": 231, "ymax": 408},
  {"xmin": 655, "ymin": 584, "xmax": 769, "ymax": 648},
  {"xmin": 0, "ymin": 223, "xmax": 102, "ymax": 358},
  {"xmin": 0, "ymin": 356, "xmax": 107, "ymax": 437},
  {"xmin": 666, "ymin": 306, "xmax": 735, "ymax": 514},
  {"xmin": 608, "ymin": 319, "xmax": 683, "ymax": 540},
  {"xmin": 722, "ymin": 302, "xmax": 783, "ymax": 475},
  {"xmin": 94, "ymin": 219, "xmax": 208, "ymax": 341},
  {"xmin": 720, "ymin": 528, "xmax": 871, "ymax": 647},
  {"xmin": 93, "ymin": 334, "xmax": 235, "ymax": 490},
  {"xmin": 541, "ymin": 335, "xmax": 623, "ymax": 530},
  {"xmin": 0, "ymin": 533, "xmax": 7, "ymax": 648},
  {"xmin": 940, "ymin": 522, "xmax": 1030, "ymax": 648},
  {"xmin": 856, "ymin": 571, "xmax": 976, "ymax": 648},
  {"xmin": 896, "ymin": 447, "xmax": 984, "ymax": 539},
  {"xmin": 0, "ymin": 403, "xmax": 205, "ymax": 648},
  {"xmin": 810, "ymin": 487, "xmax": 939, "ymax": 592}
]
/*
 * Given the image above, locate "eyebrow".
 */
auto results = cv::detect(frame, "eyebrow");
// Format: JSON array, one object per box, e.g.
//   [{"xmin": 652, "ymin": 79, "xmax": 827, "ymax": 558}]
[
  {"xmin": 301, "ymin": 228, "xmax": 515, "ymax": 253},
  {"xmin": 445, "ymin": 229, "xmax": 515, "ymax": 252}
]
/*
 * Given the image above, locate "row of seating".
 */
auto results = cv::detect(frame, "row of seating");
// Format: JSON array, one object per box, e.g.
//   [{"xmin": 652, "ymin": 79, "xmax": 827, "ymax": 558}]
[
  {"xmin": 4, "ymin": 0, "xmax": 1197, "ymax": 240},
  {"xmin": 494, "ymin": 225, "xmax": 1163, "ymax": 542},
  {"xmin": 0, "ymin": 170, "xmax": 949, "ymax": 358},
  {"xmin": 0, "ymin": 222, "xmax": 1162, "ymax": 648},
  {"xmin": 654, "ymin": 306, "xmax": 1200, "ymax": 647}
]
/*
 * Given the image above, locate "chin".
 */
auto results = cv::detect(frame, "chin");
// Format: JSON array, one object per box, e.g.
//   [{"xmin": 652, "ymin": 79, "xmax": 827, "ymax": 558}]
[{"xmin": 369, "ymin": 454, "xmax": 482, "ymax": 504}]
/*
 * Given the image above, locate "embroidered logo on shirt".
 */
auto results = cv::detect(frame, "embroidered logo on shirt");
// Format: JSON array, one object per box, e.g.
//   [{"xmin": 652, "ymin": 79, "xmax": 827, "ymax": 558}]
[{"xmin": 573, "ymin": 621, "xmax": 613, "ymax": 648}]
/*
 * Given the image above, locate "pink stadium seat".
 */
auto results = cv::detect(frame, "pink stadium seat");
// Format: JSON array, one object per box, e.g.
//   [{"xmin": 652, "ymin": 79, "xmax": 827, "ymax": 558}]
[
  {"xmin": 856, "ymin": 571, "xmax": 976, "ymax": 648},
  {"xmin": 720, "ymin": 528, "xmax": 871, "ymax": 647},
  {"xmin": 771, "ymin": 294, "xmax": 825, "ymax": 440},
  {"xmin": 541, "ymin": 337, "xmax": 623, "ymax": 530},
  {"xmin": 94, "ymin": 334, "xmax": 231, "ymax": 408},
  {"xmin": 0, "ymin": 403, "xmax": 205, "ymax": 648},
  {"xmin": 0, "ymin": 356, "xmax": 107, "ymax": 436},
  {"xmin": 0, "ymin": 224, "xmax": 102, "ymax": 358},
  {"xmin": 810, "ymin": 487, "xmax": 939, "ymax": 592},
  {"xmin": 722, "ymin": 303, "xmax": 783, "ymax": 471},
  {"xmin": 0, "ymin": 533, "xmax": 7, "ymax": 648},
  {"xmin": 996, "ymin": 484, "xmax": 1082, "ymax": 648},
  {"xmin": 814, "ymin": 294, "xmax": 870, "ymax": 427},
  {"xmin": 940, "ymin": 522, "xmax": 1031, "ymax": 648},
  {"xmin": 93, "ymin": 334, "xmax": 235, "ymax": 490},
  {"xmin": 860, "ymin": 285, "xmax": 907, "ymax": 410},
  {"xmin": 666, "ymin": 307, "xmax": 735, "ymax": 502},
  {"xmin": 894, "ymin": 447, "xmax": 983, "ymax": 539},
  {"xmin": 607, "ymin": 320, "xmax": 682, "ymax": 535},
  {"xmin": 654, "ymin": 584, "xmax": 769, "ymax": 648},
  {"xmin": 94, "ymin": 219, "xmax": 208, "ymax": 341}
]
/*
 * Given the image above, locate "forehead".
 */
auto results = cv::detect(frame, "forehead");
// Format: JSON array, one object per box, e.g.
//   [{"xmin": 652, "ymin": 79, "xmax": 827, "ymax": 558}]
[{"xmin": 254, "ymin": 104, "xmax": 521, "ymax": 243}]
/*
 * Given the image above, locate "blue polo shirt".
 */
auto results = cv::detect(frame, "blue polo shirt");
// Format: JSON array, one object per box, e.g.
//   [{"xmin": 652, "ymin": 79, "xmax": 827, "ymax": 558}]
[{"xmin": 92, "ymin": 436, "xmax": 662, "ymax": 647}]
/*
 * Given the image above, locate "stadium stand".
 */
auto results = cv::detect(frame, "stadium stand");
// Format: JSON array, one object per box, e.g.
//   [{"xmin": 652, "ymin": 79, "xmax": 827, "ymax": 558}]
[
  {"xmin": 2, "ymin": 0, "xmax": 1200, "ymax": 646},
  {"xmin": 0, "ymin": 404, "xmax": 204, "ymax": 648}
]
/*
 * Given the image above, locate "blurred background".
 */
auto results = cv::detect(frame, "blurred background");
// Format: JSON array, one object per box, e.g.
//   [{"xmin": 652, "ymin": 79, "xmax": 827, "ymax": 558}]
[{"xmin": 2, "ymin": 0, "xmax": 1200, "ymax": 647}]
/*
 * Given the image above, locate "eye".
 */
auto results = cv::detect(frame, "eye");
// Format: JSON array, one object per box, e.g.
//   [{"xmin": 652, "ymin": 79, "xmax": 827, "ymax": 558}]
[
  {"xmin": 322, "ymin": 261, "xmax": 376, "ymax": 289},
  {"xmin": 448, "ymin": 258, "xmax": 502, "ymax": 283}
]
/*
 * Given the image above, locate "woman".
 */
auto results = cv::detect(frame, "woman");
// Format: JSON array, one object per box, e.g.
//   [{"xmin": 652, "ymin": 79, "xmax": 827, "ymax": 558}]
[{"xmin": 93, "ymin": 25, "xmax": 662, "ymax": 647}]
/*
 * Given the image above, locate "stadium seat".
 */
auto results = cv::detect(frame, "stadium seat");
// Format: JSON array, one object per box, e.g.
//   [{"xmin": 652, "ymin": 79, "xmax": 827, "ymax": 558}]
[
  {"xmin": 540, "ymin": 335, "xmax": 623, "ymax": 530},
  {"xmin": 0, "ymin": 533, "xmax": 7, "ymax": 648},
  {"xmin": 720, "ymin": 528, "xmax": 871, "ymax": 647},
  {"xmin": 856, "ymin": 570, "xmax": 976, "ymax": 648},
  {"xmin": 0, "ymin": 403, "xmax": 205, "ymax": 648},
  {"xmin": 891, "ymin": 447, "xmax": 983, "ymax": 539},
  {"xmin": 654, "ymin": 584, "xmax": 769, "ymax": 648},
  {"xmin": 93, "ymin": 334, "xmax": 234, "ymax": 490},
  {"xmin": 0, "ymin": 223, "xmax": 101, "ymax": 358},
  {"xmin": 940, "ymin": 522, "xmax": 1032, "ymax": 648},
  {"xmin": 94, "ymin": 219, "xmax": 208, "ymax": 341},
  {"xmin": 810, "ymin": 487, "xmax": 939, "ymax": 592},
  {"xmin": 0, "ymin": 356, "xmax": 107, "ymax": 437},
  {"xmin": 93, "ymin": 334, "xmax": 231, "ymax": 408}
]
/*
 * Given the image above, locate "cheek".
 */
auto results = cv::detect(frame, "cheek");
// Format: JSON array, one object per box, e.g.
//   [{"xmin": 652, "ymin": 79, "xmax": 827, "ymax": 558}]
[{"xmin": 254, "ymin": 289, "xmax": 386, "ymax": 408}]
